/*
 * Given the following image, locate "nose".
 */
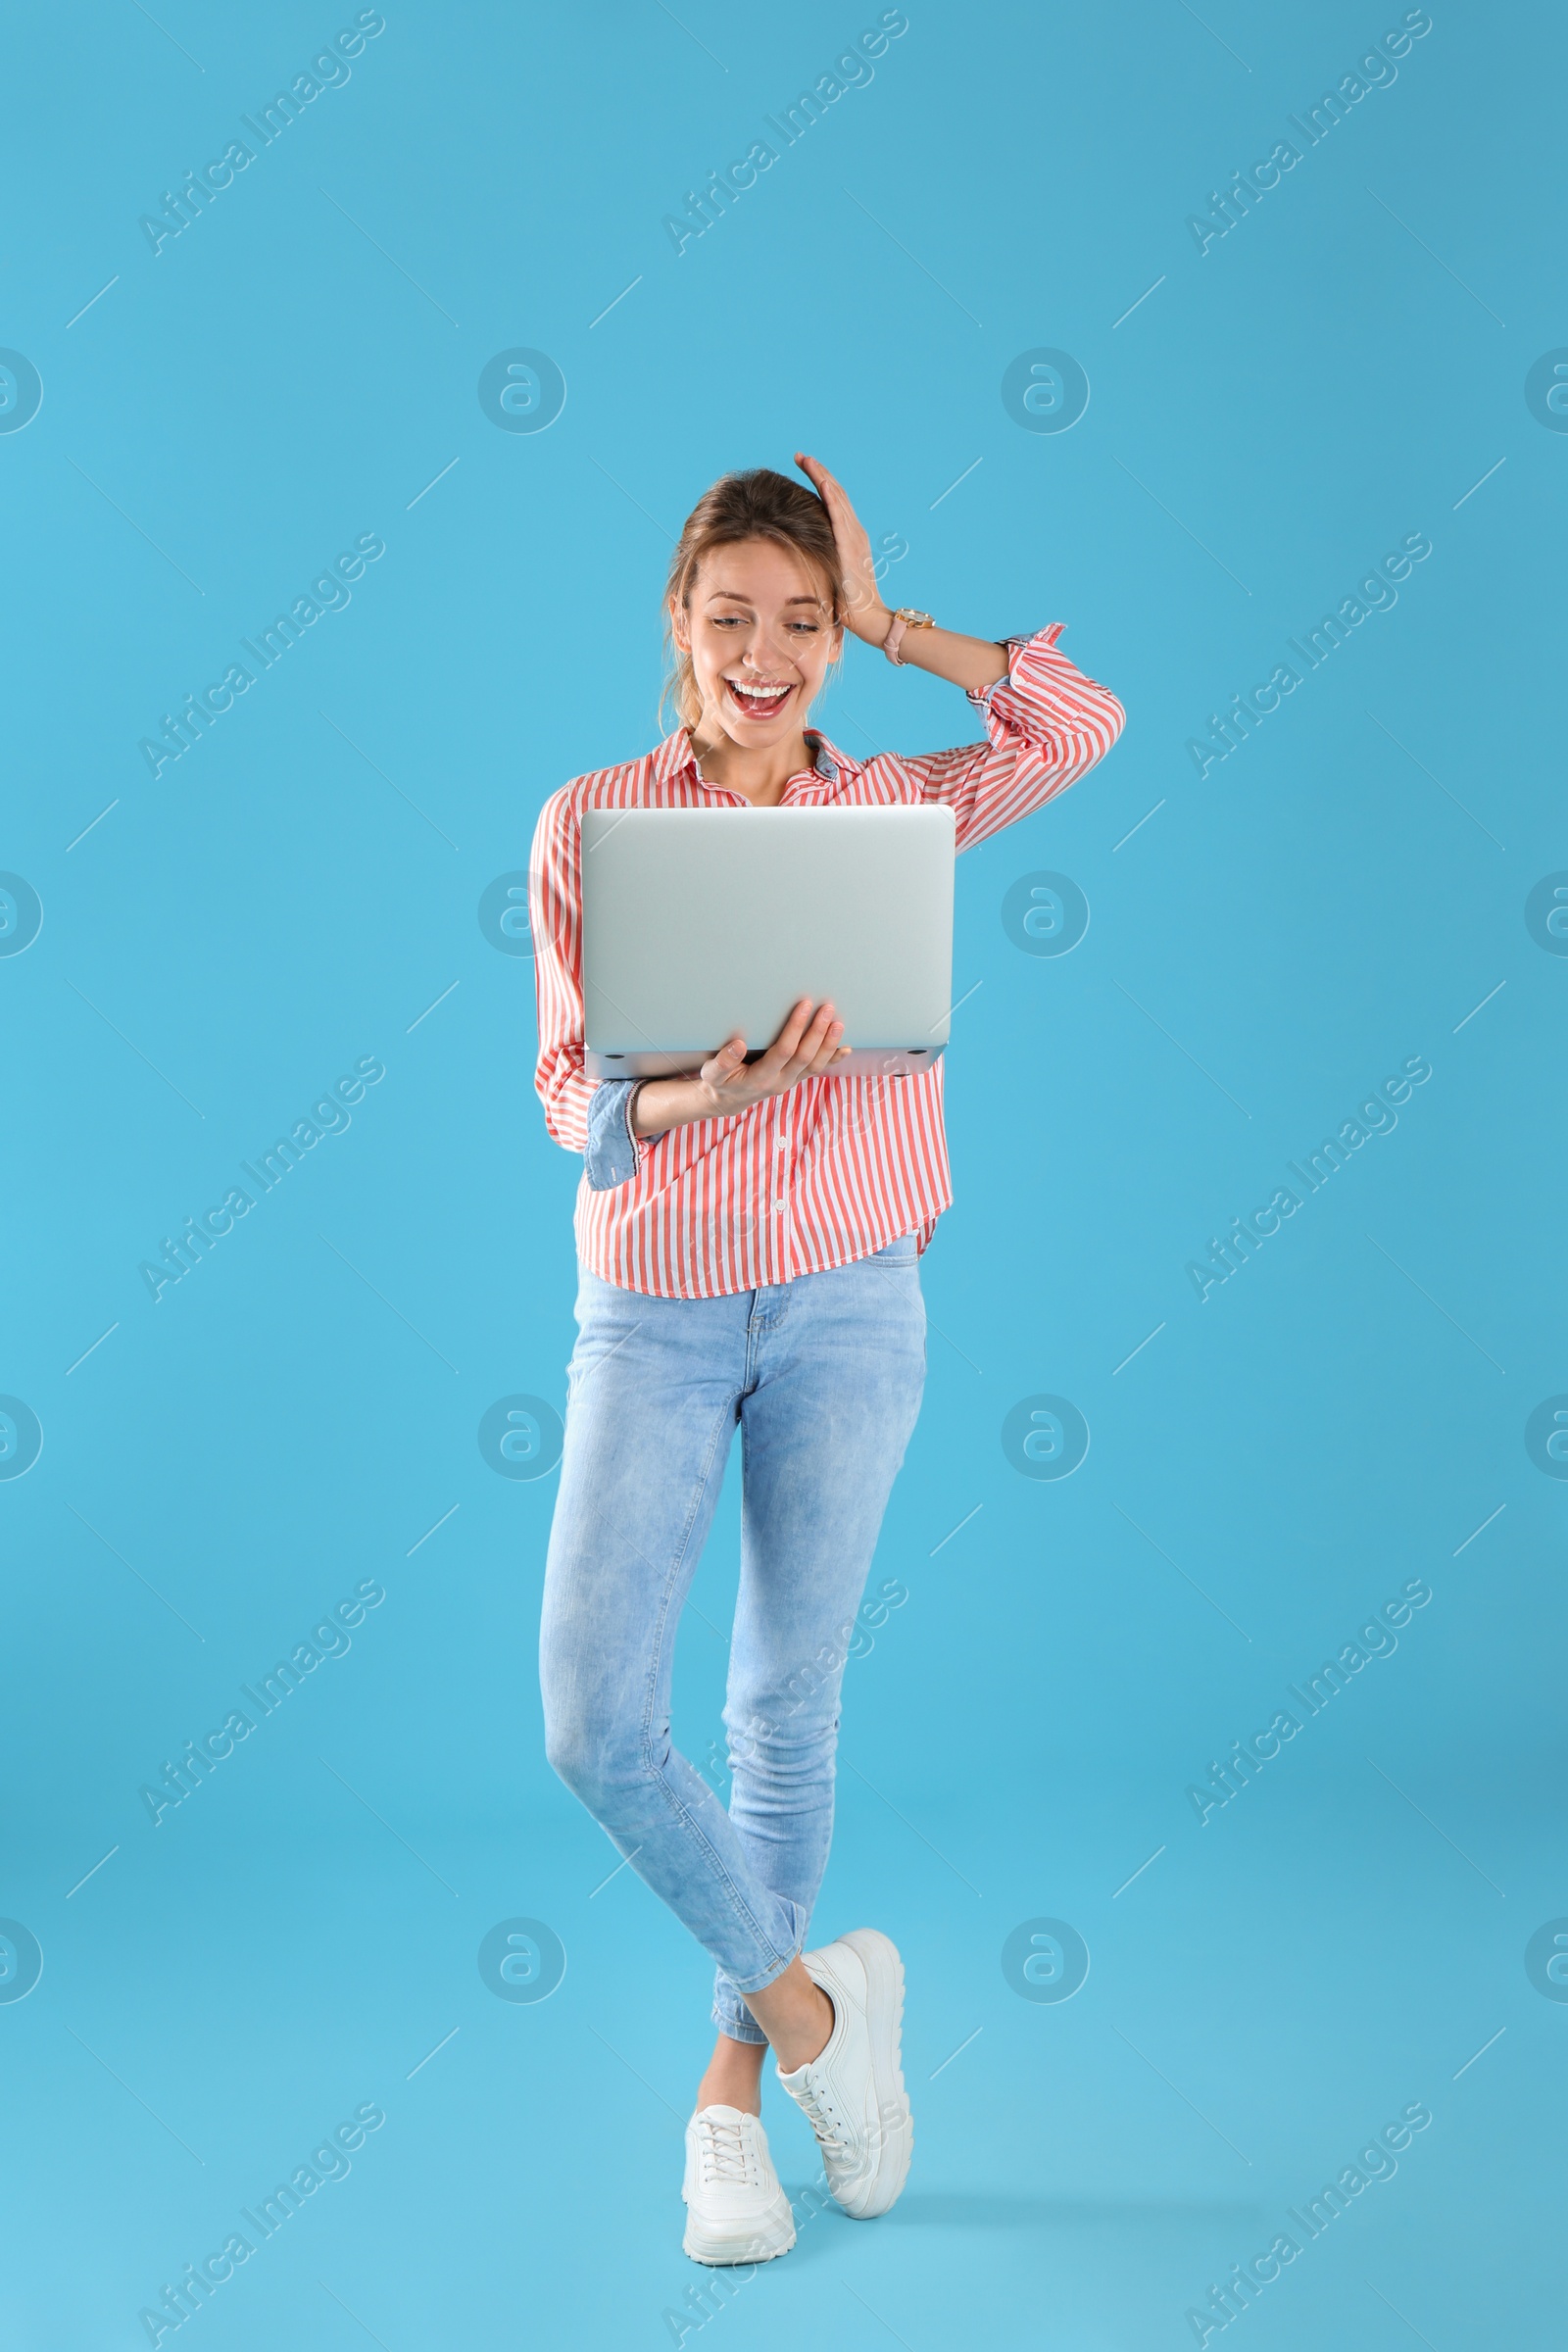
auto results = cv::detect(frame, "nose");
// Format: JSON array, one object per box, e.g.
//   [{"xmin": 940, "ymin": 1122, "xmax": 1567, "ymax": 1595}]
[{"xmin": 741, "ymin": 626, "xmax": 793, "ymax": 674}]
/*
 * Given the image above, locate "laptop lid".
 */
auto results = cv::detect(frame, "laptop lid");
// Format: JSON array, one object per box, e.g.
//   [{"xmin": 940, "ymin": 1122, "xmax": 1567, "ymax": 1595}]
[{"xmin": 579, "ymin": 805, "xmax": 956, "ymax": 1078}]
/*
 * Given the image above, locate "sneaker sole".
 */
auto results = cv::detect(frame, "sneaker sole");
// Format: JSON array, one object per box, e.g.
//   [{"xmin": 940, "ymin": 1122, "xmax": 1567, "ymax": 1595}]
[
  {"xmin": 840, "ymin": 1927, "xmax": 913, "ymax": 2219},
  {"xmin": 682, "ymin": 2196, "xmax": 797, "ymax": 2267}
]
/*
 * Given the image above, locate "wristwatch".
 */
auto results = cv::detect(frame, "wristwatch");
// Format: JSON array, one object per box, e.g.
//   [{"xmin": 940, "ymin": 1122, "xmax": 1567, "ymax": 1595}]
[{"xmin": 882, "ymin": 608, "xmax": 935, "ymax": 665}]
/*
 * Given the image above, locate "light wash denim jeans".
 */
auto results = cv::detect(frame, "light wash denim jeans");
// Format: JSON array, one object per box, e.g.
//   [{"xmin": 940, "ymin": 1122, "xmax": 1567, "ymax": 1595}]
[{"xmin": 539, "ymin": 1237, "xmax": 926, "ymax": 2044}]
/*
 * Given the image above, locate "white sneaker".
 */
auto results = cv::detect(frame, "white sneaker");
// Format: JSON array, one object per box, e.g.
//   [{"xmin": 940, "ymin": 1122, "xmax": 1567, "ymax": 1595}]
[
  {"xmin": 681, "ymin": 2105, "xmax": 797, "ymax": 2266},
  {"xmin": 776, "ymin": 1928, "xmax": 912, "ymax": 2219}
]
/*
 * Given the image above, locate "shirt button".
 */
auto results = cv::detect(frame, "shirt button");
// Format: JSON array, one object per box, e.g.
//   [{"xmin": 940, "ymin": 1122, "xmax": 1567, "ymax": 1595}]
[{"xmin": 774, "ymin": 1200, "xmax": 786, "ymax": 1211}]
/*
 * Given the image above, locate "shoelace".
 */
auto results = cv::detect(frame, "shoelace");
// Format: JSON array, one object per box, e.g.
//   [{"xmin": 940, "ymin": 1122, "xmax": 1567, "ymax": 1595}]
[
  {"xmin": 790, "ymin": 2077, "xmax": 851, "ymax": 2156},
  {"xmin": 697, "ymin": 2112, "xmax": 753, "ymax": 2185}
]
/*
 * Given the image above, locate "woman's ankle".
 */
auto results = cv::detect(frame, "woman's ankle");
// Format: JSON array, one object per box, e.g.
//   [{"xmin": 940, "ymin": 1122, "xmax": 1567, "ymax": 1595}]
[
  {"xmin": 768, "ymin": 1984, "xmax": 835, "ymax": 2076},
  {"xmin": 744, "ymin": 1955, "xmax": 836, "ymax": 2070},
  {"xmin": 696, "ymin": 2034, "xmax": 766, "ymax": 2116}
]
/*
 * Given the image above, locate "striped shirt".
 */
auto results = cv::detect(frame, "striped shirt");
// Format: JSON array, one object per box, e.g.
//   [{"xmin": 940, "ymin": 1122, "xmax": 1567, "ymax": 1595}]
[{"xmin": 530, "ymin": 624, "xmax": 1124, "ymax": 1298}]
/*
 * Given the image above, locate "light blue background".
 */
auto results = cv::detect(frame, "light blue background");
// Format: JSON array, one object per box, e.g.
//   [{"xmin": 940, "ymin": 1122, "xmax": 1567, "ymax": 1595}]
[{"xmin": 3, "ymin": 3, "xmax": 1562, "ymax": 2344}]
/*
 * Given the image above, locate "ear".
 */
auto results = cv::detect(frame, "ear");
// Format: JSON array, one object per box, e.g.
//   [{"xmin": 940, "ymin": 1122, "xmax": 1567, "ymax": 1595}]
[{"xmin": 669, "ymin": 600, "xmax": 691, "ymax": 653}]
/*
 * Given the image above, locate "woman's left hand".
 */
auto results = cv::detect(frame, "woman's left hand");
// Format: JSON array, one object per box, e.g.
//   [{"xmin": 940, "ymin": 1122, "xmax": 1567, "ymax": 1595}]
[{"xmin": 795, "ymin": 453, "xmax": 890, "ymax": 645}]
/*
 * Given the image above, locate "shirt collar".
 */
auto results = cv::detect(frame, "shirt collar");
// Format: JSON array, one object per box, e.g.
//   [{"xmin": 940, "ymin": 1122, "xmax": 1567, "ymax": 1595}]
[{"xmin": 653, "ymin": 725, "xmax": 857, "ymax": 798}]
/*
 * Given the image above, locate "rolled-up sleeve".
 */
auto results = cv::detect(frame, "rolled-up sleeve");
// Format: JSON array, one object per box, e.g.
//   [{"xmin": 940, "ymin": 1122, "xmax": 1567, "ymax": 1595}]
[
  {"xmin": 529, "ymin": 787, "xmax": 598, "ymax": 1153},
  {"xmin": 583, "ymin": 1077, "xmax": 647, "ymax": 1191},
  {"xmin": 906, "ymin": 624, "xmax": 1125, "ymax": 851}
]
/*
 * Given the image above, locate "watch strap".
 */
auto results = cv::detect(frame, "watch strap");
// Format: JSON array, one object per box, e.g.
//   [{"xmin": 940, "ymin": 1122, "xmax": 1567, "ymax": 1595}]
[{"xmin": 882, "ymin": 608, "xmax": 934, "ymax": 666}]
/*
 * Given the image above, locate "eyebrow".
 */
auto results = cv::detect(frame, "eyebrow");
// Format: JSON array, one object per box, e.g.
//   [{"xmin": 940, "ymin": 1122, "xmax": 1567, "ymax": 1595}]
[{"xmin": 702, "ymin": 591, "xmax": 824, "ymax": 608}]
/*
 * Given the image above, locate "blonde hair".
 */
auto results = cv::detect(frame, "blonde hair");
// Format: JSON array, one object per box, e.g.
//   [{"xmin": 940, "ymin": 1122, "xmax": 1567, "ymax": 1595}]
[{"xmin": 662, "ymin": 467, "xmax": 844, "ymax": 730}]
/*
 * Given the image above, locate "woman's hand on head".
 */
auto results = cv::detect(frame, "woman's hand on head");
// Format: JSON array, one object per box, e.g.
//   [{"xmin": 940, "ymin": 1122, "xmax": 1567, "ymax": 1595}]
[
  {"xmin": 794, "ymin": 455, "xmax": 890, "ymax": 646},
  {"xmin": 698, "ymin": 999, "xmax": 848, "ymax": 1112}
]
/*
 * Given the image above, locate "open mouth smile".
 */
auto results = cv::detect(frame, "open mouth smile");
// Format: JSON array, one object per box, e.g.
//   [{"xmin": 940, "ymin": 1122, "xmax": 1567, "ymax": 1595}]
[{"xmin": 724, "ymin": 676, "xmax": 795, "ymax": 721}]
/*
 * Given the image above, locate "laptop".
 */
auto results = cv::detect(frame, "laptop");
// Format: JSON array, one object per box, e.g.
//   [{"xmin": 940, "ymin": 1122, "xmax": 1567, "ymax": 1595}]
[{"xmin": 580, "ymin": 805, "xmax": 956, "ymax": 1079}]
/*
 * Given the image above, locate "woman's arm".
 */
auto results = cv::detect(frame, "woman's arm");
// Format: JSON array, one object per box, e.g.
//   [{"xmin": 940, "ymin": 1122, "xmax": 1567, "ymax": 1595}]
[
  {"xmin": 796, "ymin": 453, "xmax": 1125, "ymax": 852},
  {"xmin": 529, "ymin": 787, "xmax": 599, "ymax": 1154},
  {"xmin": 869, "ymin": 612, "xmax": 1009, "ymax": 693},
  {"xmin": 795, "ymin": 453, "xmax": 1008, "ymax": 688},
  {"xmin": 532, "ymin": 788, "xmax": 848, "ymax": 1177}
]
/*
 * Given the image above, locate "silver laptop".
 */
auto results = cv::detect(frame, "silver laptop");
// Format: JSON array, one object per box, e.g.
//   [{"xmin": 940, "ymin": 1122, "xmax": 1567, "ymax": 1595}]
[{"xmin": 580, "ymin": 805, "xmax": 956, "ymax": 1079}]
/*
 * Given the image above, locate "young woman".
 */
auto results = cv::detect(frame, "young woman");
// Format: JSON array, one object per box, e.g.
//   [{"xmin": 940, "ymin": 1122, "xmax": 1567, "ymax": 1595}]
[{"xmin": 530, "ymin": 460, "xmax": 1123, "ymax": 2265}]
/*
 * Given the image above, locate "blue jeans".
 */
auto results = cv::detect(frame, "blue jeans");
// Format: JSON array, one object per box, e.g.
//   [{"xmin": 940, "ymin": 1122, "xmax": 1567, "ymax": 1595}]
[{"xmin": 540, "ymin": 1237, "xmax": 927, "ymax": 2044}]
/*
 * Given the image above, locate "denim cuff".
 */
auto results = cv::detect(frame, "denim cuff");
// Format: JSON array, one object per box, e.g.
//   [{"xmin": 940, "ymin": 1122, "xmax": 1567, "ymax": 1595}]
[
  {"xmin": 966, "ymin": 632, "xmax": 1032, "ymax": 714},
  {"xmin": 710, "ymin": 1901, "xmax": 807, "ymax": 2044},
  {"xmin": 710, "ymin": 1994, "xmax": 769, "ymax": 2047},
  {"xmin": 584, "ymin": 1078, "xmax": 644, "ymax": 1192}
]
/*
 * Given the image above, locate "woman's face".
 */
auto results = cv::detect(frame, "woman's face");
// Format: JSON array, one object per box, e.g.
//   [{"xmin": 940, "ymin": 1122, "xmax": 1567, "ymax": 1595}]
[{"xmin": 673, "ymin": 537, "xmax": 841, "ymax": 752}]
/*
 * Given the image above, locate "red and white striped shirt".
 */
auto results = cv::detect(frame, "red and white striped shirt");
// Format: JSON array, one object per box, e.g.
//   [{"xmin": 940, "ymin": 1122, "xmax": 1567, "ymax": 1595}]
[{"xmin": 530, "ymin": 625, "xmax": 1124, "ymax": 1298}]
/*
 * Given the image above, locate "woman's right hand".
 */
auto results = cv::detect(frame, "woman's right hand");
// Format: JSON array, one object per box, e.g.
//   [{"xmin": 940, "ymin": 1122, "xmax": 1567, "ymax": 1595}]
[{"xmin": 631, "ymin": 1000, "xmax": 847, "ymax": 1137}]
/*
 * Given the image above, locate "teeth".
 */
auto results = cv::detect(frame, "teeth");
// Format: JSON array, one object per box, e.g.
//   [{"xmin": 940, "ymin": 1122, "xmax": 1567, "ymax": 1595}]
[{"xmin": 730, "ymin": 678, "xmax": 790, "ymax": 699}]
